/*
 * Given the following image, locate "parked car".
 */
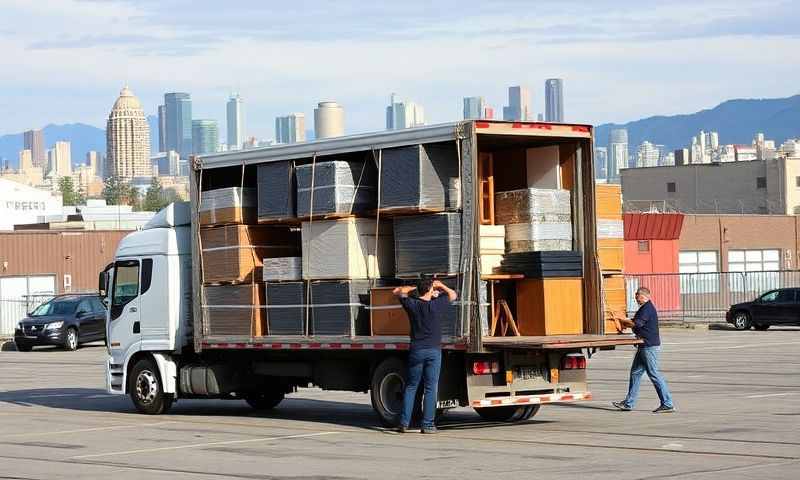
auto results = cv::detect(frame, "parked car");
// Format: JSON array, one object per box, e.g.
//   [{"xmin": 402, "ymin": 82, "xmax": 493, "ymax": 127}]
[
  {"xmin": 13, "ymin": 294, "xmax": 107, "ymax": 351},
  {"xmin": 727, "ymin": 288, "xmax": 800, "ymax": 330}
]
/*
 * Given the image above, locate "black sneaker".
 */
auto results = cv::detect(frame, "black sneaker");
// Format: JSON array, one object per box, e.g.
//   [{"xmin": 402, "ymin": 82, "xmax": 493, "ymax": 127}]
[
  {"xmin": 612, "ymin": 401, "xmax": 632, "ymax": 411},
  {"xmin": 395, "ymin": 425, "xmax": 408, "ymax": 433},
  {"xmin": 653, "ymin": 405, "xmax": 676, "ymax": 413},
  {"xmin": 421, "ymin": 426, "xmax": 438, "ymax": 434}
]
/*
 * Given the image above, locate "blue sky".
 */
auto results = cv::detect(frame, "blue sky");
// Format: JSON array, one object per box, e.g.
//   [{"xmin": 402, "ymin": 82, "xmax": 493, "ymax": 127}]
[{"xmin": 1, "ymin": 0, "xmax": 799, "ymax": 140}]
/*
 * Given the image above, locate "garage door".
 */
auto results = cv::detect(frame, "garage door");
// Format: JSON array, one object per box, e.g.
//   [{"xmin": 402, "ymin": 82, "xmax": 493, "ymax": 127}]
[{"xmin": 0, "ymin": 276, "xmax": 56, "ymax": 336}]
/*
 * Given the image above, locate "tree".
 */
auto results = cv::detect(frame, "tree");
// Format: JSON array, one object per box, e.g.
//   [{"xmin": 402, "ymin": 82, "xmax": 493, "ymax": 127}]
[
  {"xmin": 143, "ymin": 177, "xmax": 181, "ymax": 212},
  {"xmin": 58, "ymin": 177, "xmax": 81, "ymax": 206},
  {"xmin": 102, "ymin": 176, "xmax": 126, "ymax": 205}
]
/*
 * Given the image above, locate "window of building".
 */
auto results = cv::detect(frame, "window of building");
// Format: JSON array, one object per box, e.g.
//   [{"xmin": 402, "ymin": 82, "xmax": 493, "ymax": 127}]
[
  {"xmin": 638, "ymin": 240, "xmax": 650, "ymax": 252},
  {"xmin": 667, "ymin": 182, "xmax": 676, "ymax": 193},
  {"xmin": 679, "ymin": 251, "xmax": 719, "ymax": 293},
  {"xmin": 728, "ymin": 249, "xmax": 780, "ymax": 292},
  {"xmin": 756, "ymin": 177, "xmax": 767, "ymax": 189},
  {"xmin": 795, "ymin": 176, "xmax": 800, "ymax": 188}
]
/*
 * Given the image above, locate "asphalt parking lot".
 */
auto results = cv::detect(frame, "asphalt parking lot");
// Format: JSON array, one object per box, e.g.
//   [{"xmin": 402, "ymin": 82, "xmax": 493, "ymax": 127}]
[{"xmin": 1, "ymin": 328, "xmax": 798, "ymax": 480}]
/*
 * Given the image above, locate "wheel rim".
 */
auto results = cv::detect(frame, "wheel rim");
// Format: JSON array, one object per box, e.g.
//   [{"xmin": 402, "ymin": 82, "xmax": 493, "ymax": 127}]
[
  {"xmin": 378, "ymin": 372, "xmax": 405, "ymax": 416},
  {"xmin": 734, "ymin": 314, "xmax": 748, "ymax": 329},
  {"xmin": 67, "ymin": 330, "xmax": 77, "ymax": 349},
  {"xmin": 135, "ymin": 370, "xmax": 159, "ymax": 406}
]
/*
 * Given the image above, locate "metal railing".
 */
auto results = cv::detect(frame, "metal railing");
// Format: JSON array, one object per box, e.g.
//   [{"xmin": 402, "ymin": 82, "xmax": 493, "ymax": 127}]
[
  {"xmin": 624, "ymin": 271, "xmax": 800, "ymax": 322},
  {"xmin": 0, "ymin": 294, "xmax": 56, "ymax": 337}
]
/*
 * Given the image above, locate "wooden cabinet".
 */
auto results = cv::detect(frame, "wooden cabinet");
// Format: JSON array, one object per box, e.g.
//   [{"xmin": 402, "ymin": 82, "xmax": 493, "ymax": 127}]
[{"xmin": 515, "ymin": 278, "xmax": 583, "ymax": 336}]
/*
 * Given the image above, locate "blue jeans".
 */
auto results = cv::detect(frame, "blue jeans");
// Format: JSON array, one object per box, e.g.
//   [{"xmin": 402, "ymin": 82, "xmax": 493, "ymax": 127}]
[
  {"xmin": 400, "ymin": 347, "xmax": 442, "ymax": 429},
  {"xmin": 624, "ymin": 346, "xmax": 673, "ymax": 408}
]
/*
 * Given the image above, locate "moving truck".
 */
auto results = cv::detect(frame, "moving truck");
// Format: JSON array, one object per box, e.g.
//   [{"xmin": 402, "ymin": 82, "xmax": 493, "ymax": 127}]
[{"xmin": 101, "ymin": 120, "xmax": 639, "ymax": 424}]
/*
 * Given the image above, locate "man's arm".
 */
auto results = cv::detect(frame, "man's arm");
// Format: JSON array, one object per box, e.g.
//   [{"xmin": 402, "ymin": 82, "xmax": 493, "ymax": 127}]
[
  {"xmin": 392, "ymin": 286, "xmax": 416, "ymax": 298},
  {"xmin": 618, "ymin": 318, "xmax": 635, "ymax": 329},
  {"xmin": 432, "ymin": 280, "xmax": 458, "ymax": 302}
]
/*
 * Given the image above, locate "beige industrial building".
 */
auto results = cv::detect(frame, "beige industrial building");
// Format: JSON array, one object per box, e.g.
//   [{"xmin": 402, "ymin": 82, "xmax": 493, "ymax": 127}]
[
  {"xmin": 106, "ymin": 86, "xmax": 151, "ymax": 179},
  {"xmin": 621, "ymin": 157, "xmax": 800, "ymax": 214},
  {"xmin": 313, "ymin": 101, "xmax": 344, "ymax": 139}
]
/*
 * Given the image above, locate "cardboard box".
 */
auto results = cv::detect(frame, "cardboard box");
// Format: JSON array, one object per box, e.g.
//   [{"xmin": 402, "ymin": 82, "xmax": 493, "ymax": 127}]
[
  {"xmin": 201, "ymin": 225, "xmax": 300, "ymax": 284},
  {"xmin": 370, "ymin": 287, "xmax": 410, "ymax": 335},
  {"xmin": 515, "ymin": 277, "xmax": 583, "ymax": 335}
]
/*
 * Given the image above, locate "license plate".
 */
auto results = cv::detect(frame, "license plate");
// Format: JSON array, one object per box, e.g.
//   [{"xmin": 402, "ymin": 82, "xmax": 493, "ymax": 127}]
[
  {"xmin": 516, "ymin": 366, "xmax": 547, "ymax": 381},
  {"xmin": 436, "ymin": 399, "xmax": 459, "ymax": 409}
]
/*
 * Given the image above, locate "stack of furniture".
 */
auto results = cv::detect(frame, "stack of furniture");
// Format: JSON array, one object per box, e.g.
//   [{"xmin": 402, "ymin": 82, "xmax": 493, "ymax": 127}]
[
  {"xmin": 495, "ymin": 188, "xmax": 572, "ymax": 253},
  {"xmin": 596, "ymin": 184, "xmax": 626, "ymax": 334}
]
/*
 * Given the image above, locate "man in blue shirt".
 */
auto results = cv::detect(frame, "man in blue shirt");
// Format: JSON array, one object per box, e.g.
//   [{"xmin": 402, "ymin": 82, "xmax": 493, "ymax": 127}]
[
  {"xmin": 393, "ymin": 279, "xmax": 458, "ymax": 433},
  {"xmin": 613, "ymin": 287, "xmax": 675, "ymax": 413}
]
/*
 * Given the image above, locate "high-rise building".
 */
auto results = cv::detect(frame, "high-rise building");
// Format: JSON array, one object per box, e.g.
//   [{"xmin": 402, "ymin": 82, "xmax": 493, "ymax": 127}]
[
  {"xmin": 637, "ymin": 141, "xmax": 660, "ymax": 168},
  {"xmin": 47, "ymin": 141, "xmax": 72, "ymax": 178},
  {"xmin": 23, "ymin": 129, "xmax": 46, "ymax": 169},
  {"xmin": 608, "ymin": 129, "xmax": 629, "ymax": 182},
  {"xmin": 192, "ymin": 119, "xmax": 219, "ymax": 155},
  {"xmin": 502, "ymin": 86, "xmax": 531, "ymax": 121},
  {"xmin": 164, "ymin": 92, "xmax": 192, "ymax": 159},
  {"xmin": 226, "ymin": 94, "xmax": 243, "ymax": 151},
  {"xmin": 314, "ymin": 101, "xmax": 345, "ymax": 139},
  {"xmin": 157, "ymin": 104, "xmax": 166, "ymax": 153},
  {"xmin": 484, "ymin": 106, "xmax": 495, "ymax": 119},
  {"xmin": 463, "ymin": 96, "xmax": 486, "ymax": 120},
  {"xmin": 594, "ymin": 147, "xmax": 608, "ymax": 181},
  {"xmin": 674, "ymin": 149, "xmax": 690, "ymax": 166},
  {"xmin": 86, "ymin": 150, "xmax": 103, "ymax": 178},
  {"xmin": 19, "ymin": 149, "xmax": 33, "ymax": 173},
  {"xmin": 106, "ymin": 86, "xmax": 151, "ymax": 180},
  {"xmin": 545, "ymin": 78, "xmax": 564, "ymax": 122},
  {"xmin": 386, "ymin": 94, "xmax": 425, "ymax": 130},
  {"xmin": 275, "ymin": 114, "xmax": 306, "ymax": 144}
]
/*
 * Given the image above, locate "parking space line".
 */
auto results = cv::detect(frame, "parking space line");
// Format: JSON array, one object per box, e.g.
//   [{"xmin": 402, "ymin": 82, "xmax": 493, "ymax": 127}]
[
  {"xmin": 70, "ymin": 431, "xmax": 339, "ymax": 459},
  {"xmin": 745, "ymin": 392, "xmax": 799, "ymax": 399},
  {"xmin": 0, "ymin": 421, "xmax": 176, "ymax": 439}
]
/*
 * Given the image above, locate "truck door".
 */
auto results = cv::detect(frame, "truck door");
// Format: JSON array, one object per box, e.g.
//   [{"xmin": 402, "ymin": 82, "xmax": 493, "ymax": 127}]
[{"xmin": 108, "ymin": 260, "xmax": 142, "ymax": 361}]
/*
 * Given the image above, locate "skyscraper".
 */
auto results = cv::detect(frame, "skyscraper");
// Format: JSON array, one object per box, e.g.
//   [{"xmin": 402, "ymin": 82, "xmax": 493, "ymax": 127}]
[
  {"xmin": 19, "ymin": 149, "xmax": 33, "ymax": 173},
  {"xmin": 107, "ymin": 86, "xmax": 151, "ymax": 180},
  {"xmin": 314, "ymin": 101, "xmax": 345, "ymax": 139},
  {"xmin": 594, "ymin": 147, "xmax": 608, "ymax": 181},
  {"xmin": 275, "ymin": 114, "xmax": 306, "ymax": 144},
  {"xmin": 637, "ymin": 141, "xmax": 660, "ymax": 168},
  {"xmin": 226, "ymin": 94, "xmax": 243, "ymax": 151},
  {"xmin": 86, "ymin": 150, "xmax": 103, "ymax": 178},
  {"xmin": 545, "ymin": 78, "xmax": 564, "ymax": 122},
  {"xmin": 192, "ymin": 120, "xmax": 219, "ymax": 155},
  {"xmin": 463, "ymin": 96, "xmax": 486, "ymax": 120},
  {"xmin": 157, "ymin": 104, "xmax": 166, "ymax": 153},
  {"xmin": 385, "ymin": 94, "xmax": 425, "ymax": 130},
  {"xmin": 164, "ymin": 92, "xmax": 192, "ymax": 159},
  {"xmin": 23, "ymin": 129, "xmax": 46, "ymax": 169},
  {"xmin": 47, "ymin": 141, "xmax": 72, "ymax": 178},
  {"xmin": 502, "ymin": 86, "xmax": 531, "ymax": 121},
  {"xmin": 608, "ymin": 128, "xmax": 629, "ymax": 182}
]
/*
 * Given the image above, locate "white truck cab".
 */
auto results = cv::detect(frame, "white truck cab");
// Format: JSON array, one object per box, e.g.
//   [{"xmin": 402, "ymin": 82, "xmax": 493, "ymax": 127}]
[{"xmin": 103, "ymin": 203, "xmax": 192, "ymax": 413}]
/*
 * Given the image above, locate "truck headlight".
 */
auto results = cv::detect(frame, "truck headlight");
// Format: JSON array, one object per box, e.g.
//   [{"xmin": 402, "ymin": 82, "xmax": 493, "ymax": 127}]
[{"xmin": 45, "ymin": 321, "xmax": 64, "ymax": 330}]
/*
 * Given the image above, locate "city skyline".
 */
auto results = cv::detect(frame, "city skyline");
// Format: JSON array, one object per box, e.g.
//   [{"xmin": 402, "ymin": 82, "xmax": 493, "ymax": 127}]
[{"xmin": 3, "ymin": 1, "xmax": 798, "ymax": 139}]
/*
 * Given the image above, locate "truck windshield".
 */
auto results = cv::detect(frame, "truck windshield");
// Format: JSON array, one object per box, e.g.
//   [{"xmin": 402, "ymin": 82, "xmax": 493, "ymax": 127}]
[{"xmin": 31, "ymin": 300, "xmax": 78, "ymax": 316}]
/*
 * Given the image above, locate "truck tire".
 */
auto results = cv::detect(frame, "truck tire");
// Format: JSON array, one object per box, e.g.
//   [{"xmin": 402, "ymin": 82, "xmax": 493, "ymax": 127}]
[
  {"xmin": 370, "ymin": 357, "xmax": 406, "ymax": 427},
  {"xmin": 245, "ymin": 390, "xmax": 284, "ymax": 411},
  {"xmin": 475, "ymin": 404, "xmax": 538, "ymax": 422},
  {"xmin": 129, "ymin": 358, "xmax": 174, "ymax": 415}
]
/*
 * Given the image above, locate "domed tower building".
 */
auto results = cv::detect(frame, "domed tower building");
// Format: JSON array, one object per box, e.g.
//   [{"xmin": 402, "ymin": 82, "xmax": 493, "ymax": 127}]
[{"xmin": 106, "ymin": 86, "xmax": 151, "ymax": 180}]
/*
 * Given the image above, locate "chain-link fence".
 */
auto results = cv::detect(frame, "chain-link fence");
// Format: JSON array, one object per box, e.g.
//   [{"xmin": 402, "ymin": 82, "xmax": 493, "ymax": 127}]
[
  {"xmin": 0, "ymin": 295, "xmax": 56, "ymax": 337},
  {"xmin": 624, "ymin": 270, "xmax": 800, "ymax": 322}
]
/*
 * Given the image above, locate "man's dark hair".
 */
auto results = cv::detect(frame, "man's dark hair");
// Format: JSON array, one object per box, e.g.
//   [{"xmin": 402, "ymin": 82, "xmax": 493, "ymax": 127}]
[{"xmin": 416, "ymin": 278, "xmax": 434, "ymax": 296}]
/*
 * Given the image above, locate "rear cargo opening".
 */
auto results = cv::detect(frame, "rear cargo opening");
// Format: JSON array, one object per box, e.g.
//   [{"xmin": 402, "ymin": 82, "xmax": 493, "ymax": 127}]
[{"xmin": 474, "ymin": 124, "xmax": 610, "ymax": 349}]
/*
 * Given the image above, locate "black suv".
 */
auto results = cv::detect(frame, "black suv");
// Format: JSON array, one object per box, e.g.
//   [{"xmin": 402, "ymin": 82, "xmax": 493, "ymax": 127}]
[
  {"xmin": 727, "ymin": 288, "xmax": 800, "ymax": 330},
  {"xmin": 14, "ymin": 294, "xmax": 107, "ymax": 351}
]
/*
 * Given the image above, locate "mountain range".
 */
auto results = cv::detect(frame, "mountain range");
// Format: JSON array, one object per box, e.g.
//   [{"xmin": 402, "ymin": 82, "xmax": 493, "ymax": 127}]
[{"xmin": 1, "ymin": 95, "xmax": 799, "ymax": 170}]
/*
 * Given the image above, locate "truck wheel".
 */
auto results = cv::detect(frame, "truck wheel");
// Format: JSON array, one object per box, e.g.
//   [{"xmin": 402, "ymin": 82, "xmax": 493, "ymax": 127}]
[
  {"xmin": 475, "ymin": 405, "xmax": 536, "ymax": 422},
  {"xmin": 370, "ymin": 357, "xmax": 406, "ymax": 427},
  {"xmin": 733, "ymin": 312, "xmax": 752, "ymax": 330},
  {"xmin": 245, "ymin": 390, "xmax": 284, "ymax": 410},
  {"xmin": 63, "ymin": 327, "xmax": 78, "ymax": 351},
  {"xmin": 129, "ymin": 358, "xmax": 173, "ymax": 415}
]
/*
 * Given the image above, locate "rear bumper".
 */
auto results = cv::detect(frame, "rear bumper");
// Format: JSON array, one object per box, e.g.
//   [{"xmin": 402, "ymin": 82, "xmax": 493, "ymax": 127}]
[{"xmin": 471, "ymin": 391, "xmax": 592, "ymax": 408}]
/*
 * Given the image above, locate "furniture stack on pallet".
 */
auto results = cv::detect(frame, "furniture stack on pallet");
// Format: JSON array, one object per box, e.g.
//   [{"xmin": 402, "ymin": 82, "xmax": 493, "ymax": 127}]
[
  {"xmin": 596, "ymin": 184, "xmax": 626, "ymax": 334},
  {"xmin": 199, "ymin": 186, "xmax": 301, "ymax": 336}
]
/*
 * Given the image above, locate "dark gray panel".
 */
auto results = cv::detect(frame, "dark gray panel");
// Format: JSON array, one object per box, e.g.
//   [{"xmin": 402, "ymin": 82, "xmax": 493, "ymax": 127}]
[
  {"xmin": 393, "ymin": 213, "xmax": 461, "ymax": 277},
  {"xmin": 295, "ymin": 160, "xmax": 376, "ymax": 217},
  {"xmin": 265, "ymin": 282, "xmax": 306, "ymax": 335},
  {"xmin": 257, "ymin": 161, "xmax": 296, "ymax": 221},
  {"xmin": 379, "ymin": 143, "xmax": 458, "ymax": 210},
  {"xmin": 309, "ymin": 280, "xmax": 370, "ymax": 336}
]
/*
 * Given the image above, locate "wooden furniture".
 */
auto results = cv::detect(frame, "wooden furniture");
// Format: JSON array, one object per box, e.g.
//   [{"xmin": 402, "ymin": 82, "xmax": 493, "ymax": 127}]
[
  {"xmin": 596, "ymin": 184, "xmax": 624, "ymax": 273},
  {"xmin": 515, "ymin": 278, "xmax": 583, "ymax": 336},
  {"xmin": 602, "ymin": 274, "xmax": 627, "ymax": 334},
  {"xmin": 478, "ymin": 153, "xmax": 495, "ymax": 225},
  {"xmin": 490, "ymin": 299, "xmax": 520, "ymax": 337},
  {"xmin": 598, "ymin": 238, "xmax": 624, "ymax": 272}
]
